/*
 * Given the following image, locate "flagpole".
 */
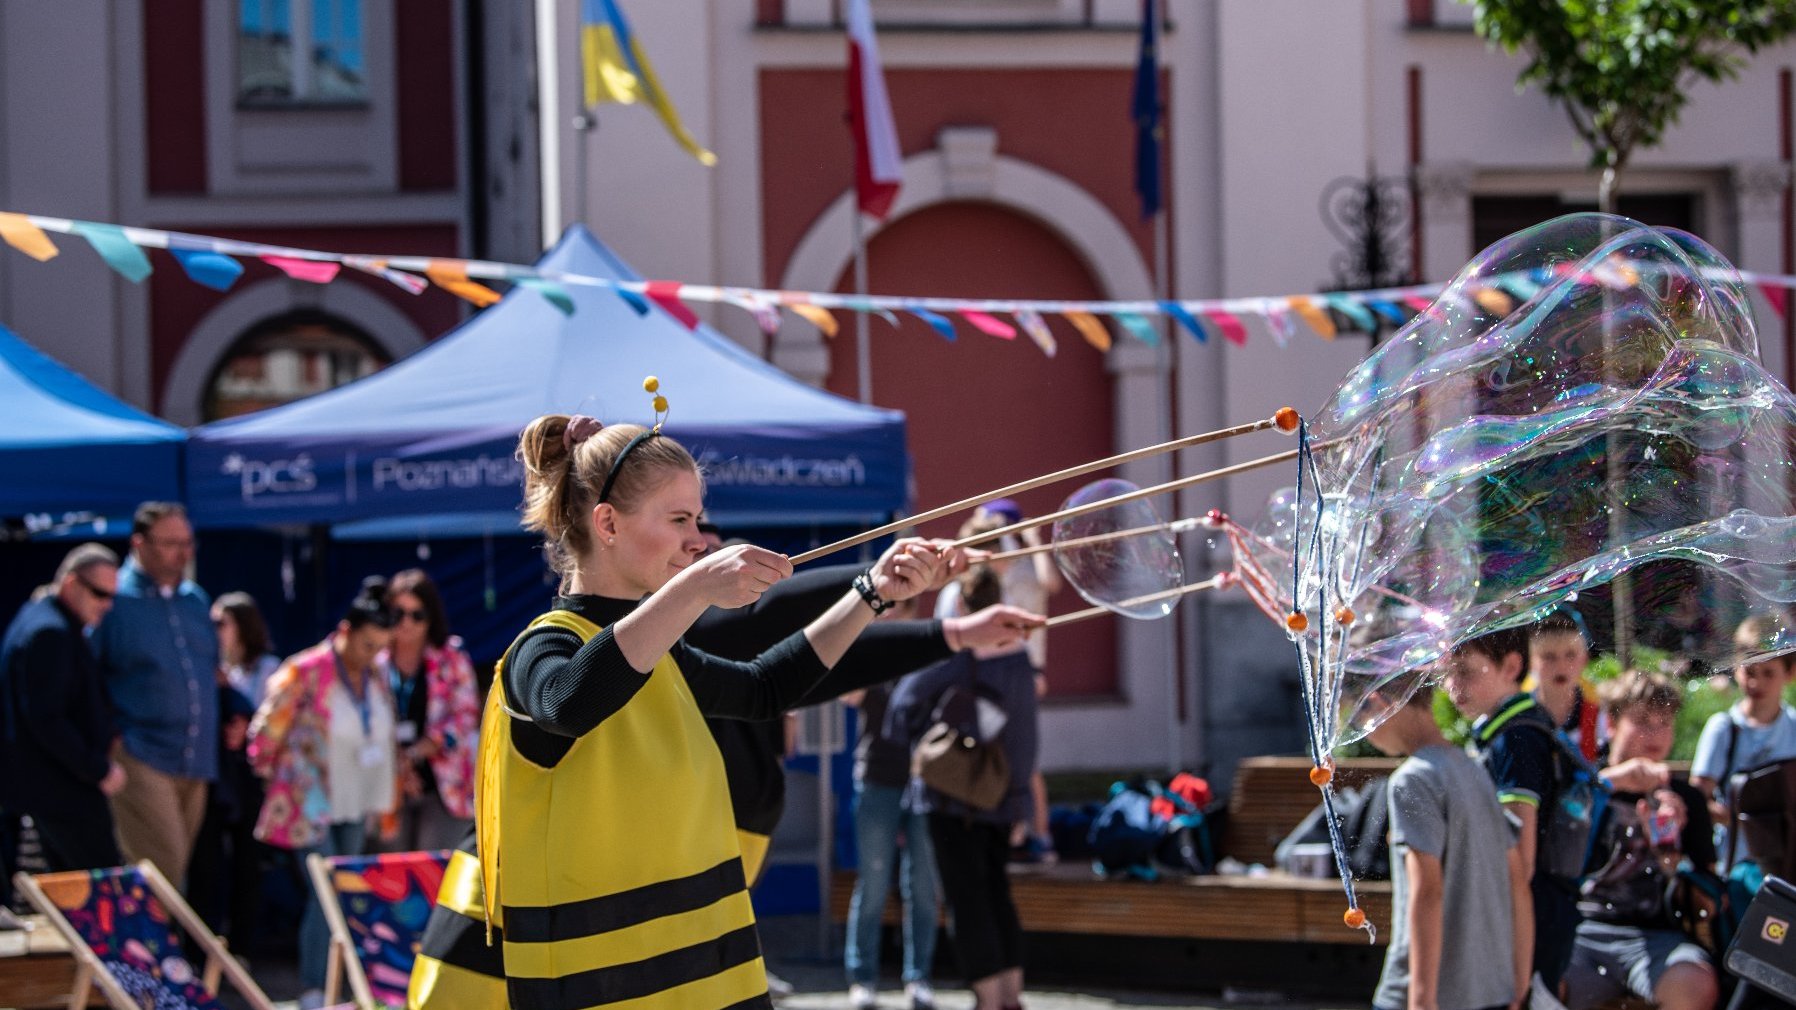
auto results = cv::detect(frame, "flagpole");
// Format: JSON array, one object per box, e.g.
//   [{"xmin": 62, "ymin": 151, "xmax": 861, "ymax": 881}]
[
  {"xmin": 854, "ymin": 209, "xmax": 871, "ymax": 404},
  {"xmin": 535, "ymin": 0, "xmax": 562, "ymax": 247}
]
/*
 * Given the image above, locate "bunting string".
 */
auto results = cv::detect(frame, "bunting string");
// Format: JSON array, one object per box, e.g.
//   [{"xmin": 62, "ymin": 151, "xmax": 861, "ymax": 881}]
[{"xmin": 5, "ymin": 210, "xmax": 1796, "ymax": 356}]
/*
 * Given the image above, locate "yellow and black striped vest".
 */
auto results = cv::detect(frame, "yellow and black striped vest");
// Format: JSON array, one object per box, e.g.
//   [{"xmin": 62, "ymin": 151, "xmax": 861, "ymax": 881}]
[{"xmin": 465, "ymin": 609, "xmax": 770, "ymax": 1010}]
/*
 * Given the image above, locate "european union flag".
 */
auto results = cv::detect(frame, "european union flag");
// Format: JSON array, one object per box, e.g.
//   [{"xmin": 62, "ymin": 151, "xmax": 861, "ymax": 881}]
[{"xmin": 1131, "ymin": 0, "xmax": 1163, "ymax": 220}]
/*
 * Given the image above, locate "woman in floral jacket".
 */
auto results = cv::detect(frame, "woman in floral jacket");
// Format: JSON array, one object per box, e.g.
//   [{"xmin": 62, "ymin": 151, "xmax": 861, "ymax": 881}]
[
  {"xmin": 247, "ymin": 577, "xmax": 396, "ymax": 1007},
  {"xmin": 375, "ymin": 568, "xmax": 480, "ymax": 852}
]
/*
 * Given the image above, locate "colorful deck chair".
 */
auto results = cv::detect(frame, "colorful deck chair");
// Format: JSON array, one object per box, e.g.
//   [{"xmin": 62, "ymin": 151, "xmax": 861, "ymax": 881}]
[
  {"xmin": 11, "ymin": 859, "xmax": 275, "ymax": 1010},
  {"xmin": 306, "ymin": 850, "xmax": 451, "ymax": 1009}
]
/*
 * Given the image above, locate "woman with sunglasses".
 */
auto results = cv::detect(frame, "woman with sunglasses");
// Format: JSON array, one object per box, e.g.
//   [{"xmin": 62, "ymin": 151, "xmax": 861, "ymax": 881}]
[
  {"xmin": 376, "ymin": 568, "xmax": 480, "ymax": 852},
  {"xmin": 248, "ymin": 577, "xmax": 397, "ymax": 1009}
]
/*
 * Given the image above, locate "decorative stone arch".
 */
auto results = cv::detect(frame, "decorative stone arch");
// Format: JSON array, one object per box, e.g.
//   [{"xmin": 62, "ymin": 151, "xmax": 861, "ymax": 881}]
[
  {"xmin": 775, "ymin": 127, "xmax": 1159, "ymax": 385},
  {"xmin": 162, "ymin": 278, "xmax": 430, "ymax": 425}
]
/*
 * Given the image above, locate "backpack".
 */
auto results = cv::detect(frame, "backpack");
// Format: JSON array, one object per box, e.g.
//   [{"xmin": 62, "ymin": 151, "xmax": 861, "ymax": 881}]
[
  {"xmin": 1477, "ymin": 709, "xmax": 1608, "ymax": 884},
  {"xmin": 1089, "ymin": 780, "xmax": 1166, "ymax": 880},
  {"xmin": 1669, "ymin": 859, "xmax": 1764, "ymax": 959}
]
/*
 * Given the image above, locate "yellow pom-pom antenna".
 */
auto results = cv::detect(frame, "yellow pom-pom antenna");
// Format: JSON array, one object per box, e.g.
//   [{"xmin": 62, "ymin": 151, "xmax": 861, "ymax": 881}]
[{"xmin": 643, "ymin": 376, "xmax": 670, "ymax": 432}]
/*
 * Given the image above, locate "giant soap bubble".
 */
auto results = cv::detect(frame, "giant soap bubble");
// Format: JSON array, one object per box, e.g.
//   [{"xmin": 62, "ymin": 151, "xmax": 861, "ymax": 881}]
[{"xmin": 1251, "ymin": 213, "xmax": 1796, "ymax": 754}]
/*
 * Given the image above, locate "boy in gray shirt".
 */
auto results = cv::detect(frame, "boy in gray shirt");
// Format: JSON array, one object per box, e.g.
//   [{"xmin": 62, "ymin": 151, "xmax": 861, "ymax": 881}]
[{"xmin": 1366, "ymin": 684, "xmax": 1531, "ymax": 1010}]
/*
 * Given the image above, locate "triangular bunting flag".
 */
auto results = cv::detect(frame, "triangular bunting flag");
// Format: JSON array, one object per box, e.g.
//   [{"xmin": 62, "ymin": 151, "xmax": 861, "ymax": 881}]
[
  {"xmin": 73, "ymin": 222, "xmax": 152, "ymax": 283},
  {"xmin": 1114, "ymin": 311, "xmax": 1159, "ymax": 346},
  {"xmin": 615, "ymin": 287, "xmax": 651, "ymax": 316},
  {"xmin": 1160, "ymin": 301, "xmax": 1208, "ymax": 342},
  {"xmin": 841, "ymin": 296, "xmax": 900, "ymax": 327},
  {"xmin": 425, "ymin": 261, "xmax": 503, "ymax": 307},
  {"xmin": 170, "ymin": 249, "xmax": 244, "ymax": 292},
  {"xmin": 1286, "ymin": 297, "xmax": 1335, "ymax": 339},
  {"xmin": 1470, "ymin": 285, "xmax": 1514, "ymax": 316},
  {"xmin": 346, "ymin": 256, "xmax": 430, "ymax": 295},
  {"xmin": 0, "ymin": 212, "xmax": 58, "ymax": 261},
  {"xmin": 262, "ymin": 255, "xmax": 341, "ymax": 284},
  {"xmin": 1324, "ymin": 294, "xmax": 1378, "ymax": 333},
  {"xmin": 1262, "ymin": 302, "xmax": 1295, "ymax": 347},
  {"xmin": 961, "ymin": 310, "xmax": 1016, "ymax": 339},
  {"xmin": 1016, "ymin": 308, "xmax": 1056, "ymax": 357},
  {"xmin": 644, "ymin": 280, "xmax": 699, "ymax": 329},
  {"xmin": 1760, "ymin": 282, "xmax": 1788, "ymax": 319},
  {"xmin": 906, "ymin": 304, "xmax": 957, "ymax": 341},
  {"xmin": 517, "ymin": 277, "xmax": 576, "ymax": 316},
  {"xmin": 1367, "ymin": 300, "xmax": 1407, "ymax": 324},
  {"xmin": 790, "ymin": 302, "xmax": 839, "ymax": 337},
  {"xmin": 1205, "ymin": 309, "xmax": 1249, "ymax": 346},
  {"xmin": 1063, "ymin": 311, "xmax": 1111, "ymax": 351}
]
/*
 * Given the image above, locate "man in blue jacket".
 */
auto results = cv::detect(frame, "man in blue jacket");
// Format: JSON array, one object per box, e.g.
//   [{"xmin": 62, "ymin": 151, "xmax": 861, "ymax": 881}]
[
  {"xmin": 93, "ymin": 502, "xmax": 218, "ymax": 888},
  {"xmin": 0, "ymin": 543, "xmax": 128, "ymax": 895}
]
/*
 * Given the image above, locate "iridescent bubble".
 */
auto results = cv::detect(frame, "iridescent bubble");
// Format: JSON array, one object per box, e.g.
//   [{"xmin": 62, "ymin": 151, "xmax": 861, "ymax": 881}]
[
  {"xmin": 1051, "ymin": 478, "xmax": 1184, "ymax": 619},
  {"xmin": 1253, "ymin": 212, "xmax": 1796, "ymax": 749}
]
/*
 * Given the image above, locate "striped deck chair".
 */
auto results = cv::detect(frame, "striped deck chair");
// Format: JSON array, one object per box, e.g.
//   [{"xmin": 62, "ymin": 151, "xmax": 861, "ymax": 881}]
[
  {"xmin": 306, "ymin": 850, "xmax": 451, "ymax": 1009},
  {"xmin": 11, "ymin": 860, "xmax": 275, "ymax": 1010}
]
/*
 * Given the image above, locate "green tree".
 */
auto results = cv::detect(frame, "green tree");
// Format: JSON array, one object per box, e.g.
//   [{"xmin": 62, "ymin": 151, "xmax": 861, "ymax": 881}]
[{"xmin": 1469, "ymin": 0, "xmax": 1796, "ymax": 212}]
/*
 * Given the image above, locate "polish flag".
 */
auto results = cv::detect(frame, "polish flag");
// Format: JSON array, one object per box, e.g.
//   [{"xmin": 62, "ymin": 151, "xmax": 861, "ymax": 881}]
[{"xmin": 847, "ymin": 0, "xmax": 902, "ymax": 220}]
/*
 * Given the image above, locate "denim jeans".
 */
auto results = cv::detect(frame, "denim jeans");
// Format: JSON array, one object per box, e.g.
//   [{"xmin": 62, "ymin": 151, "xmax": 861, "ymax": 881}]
[
  {"xmin": 844, "ymin": 781, "xmax": 939, "ymax": 986},
  {"xmin": 298, "ymin": 820, "xmax": 367, "ymax": 991}
]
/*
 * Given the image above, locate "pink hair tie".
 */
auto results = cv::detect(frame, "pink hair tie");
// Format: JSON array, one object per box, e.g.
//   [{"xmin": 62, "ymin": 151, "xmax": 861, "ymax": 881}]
[{"xmin": 563, "ymin": 415, "xmax": 603, "ymax": 453}]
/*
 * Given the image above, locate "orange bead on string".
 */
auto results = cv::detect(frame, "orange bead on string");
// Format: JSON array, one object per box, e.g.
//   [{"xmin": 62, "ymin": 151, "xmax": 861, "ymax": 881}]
[
  {"xmin": 1273, "ymin": 406, "xmax": 1301, "ymax": 433},
  {"xmin": 1309, "ymin": 763, "xmax": 1333, "ymax": 788},
  {"xmin": 1343, "ymin": 907, "xmax": 1367, "ymax": 930},
  {"xmin": 1285, "ymin": 611, "xmax": 1309, "ymax": 633},
  {"xmin": 1334, "ymin": 606, "xmax": 1356, "ymax": 626}
]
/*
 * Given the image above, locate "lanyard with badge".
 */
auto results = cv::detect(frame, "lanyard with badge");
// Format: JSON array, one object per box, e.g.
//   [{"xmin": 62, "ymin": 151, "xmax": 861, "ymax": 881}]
[
  {"xmin": 335, "ymin": 650, "xmax": 385, "ymax": 770},
  {"xmin": 390, "ymin": 661, "xmax": 421, "ymax": 746}
]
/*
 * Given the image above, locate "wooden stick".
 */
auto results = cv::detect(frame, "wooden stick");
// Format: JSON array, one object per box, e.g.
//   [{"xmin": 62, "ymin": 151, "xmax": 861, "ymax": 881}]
[
  {"xmin": 983, "ymin": 516, "xmax": 1205, "ymax": 563},
  {"xmin": 1044, "ymin": 575, "xmax": 1224, "ymax": 629},
  {"xmin": 952, "ymin": 447, "xmax": 1304, "ymax": 550},
  {"xmin": 789, "ymin": 411, "xmax": 1296, "ymax": 566}
]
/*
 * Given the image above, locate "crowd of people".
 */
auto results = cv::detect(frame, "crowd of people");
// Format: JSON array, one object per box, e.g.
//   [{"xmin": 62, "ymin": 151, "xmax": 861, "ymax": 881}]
[
  {"xmin": 1369, "ymin": 613, "xmax": 1796, "ymax": 1010},
  {"xmin": 5, "ymin": 458, "xmax": 1794, "ymax": 1010}
]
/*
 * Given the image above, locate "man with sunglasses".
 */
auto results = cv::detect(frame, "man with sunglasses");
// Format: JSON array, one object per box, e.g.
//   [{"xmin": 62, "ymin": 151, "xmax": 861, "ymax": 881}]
[
  {"xmin": 0, "ymin": 543, "xmax": 128, "ymax": 898},
  {"xmin": 93, "ymin": 501, "xmax": 219, "ymax": 889}
]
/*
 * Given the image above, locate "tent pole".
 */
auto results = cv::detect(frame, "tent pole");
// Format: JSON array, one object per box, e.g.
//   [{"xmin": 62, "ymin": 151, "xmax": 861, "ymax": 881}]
[{"xmin": 853, "ymin": 209, "xmax": 871, "ymax": 404}]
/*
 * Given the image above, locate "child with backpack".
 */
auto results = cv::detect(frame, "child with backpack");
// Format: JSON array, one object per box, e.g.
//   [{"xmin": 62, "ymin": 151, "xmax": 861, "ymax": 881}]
[
  {"xmin": 1365, "ymin": 684, "xmax": 1530, "ymax": 1010},
  {"xmin": 1444, "ymin": 626, "xmax": 1599, "ymax": 997},
  {"xmin": 1690, "ymin": 613, "xmax": 1796, "ymax": 868}
]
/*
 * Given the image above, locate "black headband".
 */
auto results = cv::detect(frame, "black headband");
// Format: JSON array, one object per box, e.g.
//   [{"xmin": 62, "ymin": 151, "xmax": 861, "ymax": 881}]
[{"xmin": 596, "ymin": 430, "xmax": 658, "ymax": 505}]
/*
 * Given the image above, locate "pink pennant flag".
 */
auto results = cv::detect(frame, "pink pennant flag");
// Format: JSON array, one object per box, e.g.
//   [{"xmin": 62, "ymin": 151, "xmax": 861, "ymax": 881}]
[
  {"xmin": 1403, "ymin": 295, "xmax": 1434, "ymax": 313},
  {"xmin": 645, "ymin": 280, "xmax": 699, "ymax": 329},
  {"xmin": 1205, "ymin": 309, "xmax": 1249, "ymax": 347},
  {"xmin": 1760, "ymin": 282, "xmax": 1788, "ymax": 319},
  {"xmin": 262, "ymin": 255, "xmax": 341, "ymax": 284},
  {"xmin": 960, "ymin": 310, "xmax": 1016, "ymax": 339}
]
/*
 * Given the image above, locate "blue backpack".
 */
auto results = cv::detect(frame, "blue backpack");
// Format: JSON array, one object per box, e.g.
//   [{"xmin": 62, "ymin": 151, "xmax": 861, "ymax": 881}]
[{"xmin": 1088, "ymin": 779, "xmax": 1213, "ymax": 880}]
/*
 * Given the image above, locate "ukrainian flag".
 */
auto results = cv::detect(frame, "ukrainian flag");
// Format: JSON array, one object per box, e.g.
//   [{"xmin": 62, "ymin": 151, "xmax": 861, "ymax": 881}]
[{"xmin": 581, "ymin": 0, "xmax": 717, "ymax": 166}]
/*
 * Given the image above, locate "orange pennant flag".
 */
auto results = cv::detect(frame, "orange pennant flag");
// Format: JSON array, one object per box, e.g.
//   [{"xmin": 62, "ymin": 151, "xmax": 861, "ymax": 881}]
[
  {"xmin": 1287, "ymin": 297, "xmax": 1336, "ymax": 340},
  {"xmin": 1471, "ymin": 286, "xmax": 1514, "ymax": 316},
  {"xmin": 425, "ymin": 260, "xmax": 502, "ymax": 307},
  {"xmin": 791, "ymin": 302, "xmax": 839, "ymax": 338},
  {"xmin": 0, "ymin": 212, "xmax": 59, "ymax": 262},
  {"xmin": 1063, "ymin": 310, "xmax": 1112, "ymax": 351}
]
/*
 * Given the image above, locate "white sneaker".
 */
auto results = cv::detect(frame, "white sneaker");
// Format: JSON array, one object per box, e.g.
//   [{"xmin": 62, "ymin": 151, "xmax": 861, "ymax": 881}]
[
  {"xmin": 297, "ymin": 990, "xmax": 325, "ymax": 1010},
  {"xmin": 765, "ymin": 969, "xmax": 795, "ymax": 999},
  {"xmin": 906, "ymin": 980, "xmax": 936, "ymax": 1010},
  {"xmin": 848, "ymin": 982, "xmax": 878, "ymax": 1009}
]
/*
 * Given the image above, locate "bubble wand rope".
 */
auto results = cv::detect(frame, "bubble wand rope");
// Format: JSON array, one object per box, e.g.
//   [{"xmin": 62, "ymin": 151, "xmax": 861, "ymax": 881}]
[
  {"xmin": 980, "ymin": 516, "xmax": 1206, "ymax": 563},
  {"xmin": 1289, "ymin": 420, "xmax": 1372, "ymax": 939},
  {"xmin": 788, "ymin": 410, "xmax": 1300, "ymax": 566}
]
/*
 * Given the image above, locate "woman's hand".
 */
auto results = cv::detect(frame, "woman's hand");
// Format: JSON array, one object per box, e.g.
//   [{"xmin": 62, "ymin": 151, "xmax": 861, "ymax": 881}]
[
  {"xmin": 869, "ymin": 538, "xmax": 942, "ymax": 603},
  {"xmin": 944, "ymin": 605, "xmax": 1044, "ymax": 652},
  {"xmin": 682, "ymin": 544, "xmax": 793, "ymax": 609},
  {"xmin": 926, "ymin": 540, "xmax": 979, "ymax": 591}
]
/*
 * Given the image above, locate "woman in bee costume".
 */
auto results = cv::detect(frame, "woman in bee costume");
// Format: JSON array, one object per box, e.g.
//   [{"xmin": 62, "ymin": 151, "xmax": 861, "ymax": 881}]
[{"xmin": 459, "ymin": 387, "xmax": 953, "ymax": 1010}]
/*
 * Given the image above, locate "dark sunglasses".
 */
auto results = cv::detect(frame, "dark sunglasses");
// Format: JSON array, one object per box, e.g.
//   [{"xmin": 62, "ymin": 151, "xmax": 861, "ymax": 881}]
[
  {"xmin": 77, "ymin": 576, "xmax": 115, "ymax": 601},
  {"xmin": 212, "ymin": 615, "xmax": 229, "ymax": 627},
  {"xmin": 392, "ymin": 607, "xmax": 429, "ymax": 624}
]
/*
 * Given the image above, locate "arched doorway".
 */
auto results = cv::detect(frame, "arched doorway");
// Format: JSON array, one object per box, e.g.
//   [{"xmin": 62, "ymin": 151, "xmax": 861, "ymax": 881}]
[
  {"xmin": 826, "ymin": 201, "xmax": 1118, "ymax": 696},
  {"xmin": 202, "ymin": 309, "xmax": 389, "ymax": 421}
]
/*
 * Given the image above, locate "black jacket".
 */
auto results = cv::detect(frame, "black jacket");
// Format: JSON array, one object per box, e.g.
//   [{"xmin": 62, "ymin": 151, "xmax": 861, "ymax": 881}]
[{"xmin": 0, "ymin": 596, "xmax": 116, "ymax": 817}]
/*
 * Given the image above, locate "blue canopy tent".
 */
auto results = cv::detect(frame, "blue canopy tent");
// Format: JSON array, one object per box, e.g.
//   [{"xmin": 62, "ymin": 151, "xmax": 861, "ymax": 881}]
[
  {"xmin": 185, "ymin": 224, "xmax": 909, "ymax": 534},
  {"xmin": 0, "ymin": 321, "xmax": 185, "ymax": 534}
]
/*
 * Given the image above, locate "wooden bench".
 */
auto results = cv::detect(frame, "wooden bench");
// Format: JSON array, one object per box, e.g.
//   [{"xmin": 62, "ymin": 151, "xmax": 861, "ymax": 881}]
[
  {"xmin": 0, "ymin": 914, "xmax": 105, "ymax": 1008},
  {"xmin": 828, "ymin": 755, "xmax": 1398, "ymax": 947}
]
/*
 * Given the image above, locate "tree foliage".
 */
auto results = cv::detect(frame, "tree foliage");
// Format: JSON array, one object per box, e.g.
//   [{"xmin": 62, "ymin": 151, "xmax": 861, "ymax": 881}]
[{"xmin": 1469, "ymin": 0, "xmax": 1796, "ymax": 206}]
